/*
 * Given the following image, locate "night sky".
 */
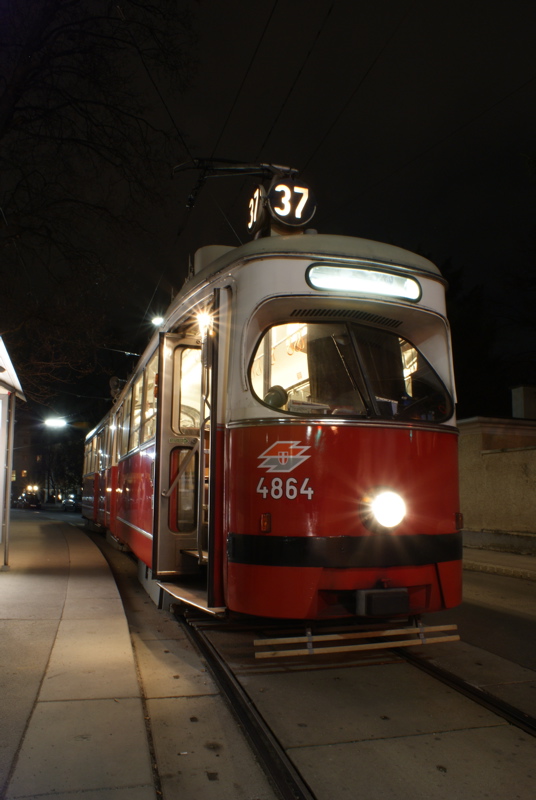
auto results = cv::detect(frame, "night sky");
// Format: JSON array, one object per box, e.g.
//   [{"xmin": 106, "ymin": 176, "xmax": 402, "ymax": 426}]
[
  {"xmin": 3, "ymin": 0, "xmax": 536, "ymax": 424},
  {"xmin": 170, "ymin": 1, "xmax": 536, "ymax": 262}
]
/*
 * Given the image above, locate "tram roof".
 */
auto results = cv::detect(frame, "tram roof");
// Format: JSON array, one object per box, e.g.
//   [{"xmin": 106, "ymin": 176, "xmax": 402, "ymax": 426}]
[{"xmin": 188, "ymin": 232, "xmax": 441, "ymax": 289}]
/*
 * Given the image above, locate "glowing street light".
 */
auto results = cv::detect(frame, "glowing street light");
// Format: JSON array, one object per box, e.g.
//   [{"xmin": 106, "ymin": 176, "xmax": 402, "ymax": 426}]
[
  {"xmin": 151, "ymin": 316, "xmax": 164, "ymax": 326},
  {"xmin": 44, "ymin": 417, "xmax": 67, "ymax": 429}
]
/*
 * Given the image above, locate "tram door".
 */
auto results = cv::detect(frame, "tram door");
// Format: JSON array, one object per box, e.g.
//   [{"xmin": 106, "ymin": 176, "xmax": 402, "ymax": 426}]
[{"xmin": 153, "ymin": 334, "xmax": 209, "ymax": 578}]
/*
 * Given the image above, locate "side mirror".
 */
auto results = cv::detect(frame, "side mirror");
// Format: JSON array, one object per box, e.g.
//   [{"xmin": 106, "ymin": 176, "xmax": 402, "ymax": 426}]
[{"xmin": 264, "ymin": 385, "xmax": 288, "ymax": 408}]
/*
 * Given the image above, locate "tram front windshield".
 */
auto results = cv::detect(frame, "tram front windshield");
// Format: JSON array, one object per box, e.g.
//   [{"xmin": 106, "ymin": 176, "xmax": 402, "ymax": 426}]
[{"xmin": 250, "ymin": 322, "xmax": 453, "ymax": 423}]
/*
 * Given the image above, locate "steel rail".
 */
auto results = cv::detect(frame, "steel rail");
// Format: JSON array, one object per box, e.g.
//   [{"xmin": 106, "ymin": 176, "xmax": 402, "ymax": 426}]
[
  {"xmin": 178, "ymin": 612, "xmax": 318, "ymax": 800},
  {"xmin": 398, "ymin": 648, "xmax": 536, "ymax": 738}
]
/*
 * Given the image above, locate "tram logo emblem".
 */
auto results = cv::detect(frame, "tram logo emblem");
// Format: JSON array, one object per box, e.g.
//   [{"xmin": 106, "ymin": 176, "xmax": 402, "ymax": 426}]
[{"xmin": 257, "ymin": 441, "xmax": 310, "ymax": 473}]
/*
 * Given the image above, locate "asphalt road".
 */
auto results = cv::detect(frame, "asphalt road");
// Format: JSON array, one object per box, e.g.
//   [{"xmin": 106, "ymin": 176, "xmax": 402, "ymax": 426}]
[{"xmin": 429, "ymin": 570, "xmax": 536, "ymax": 672}]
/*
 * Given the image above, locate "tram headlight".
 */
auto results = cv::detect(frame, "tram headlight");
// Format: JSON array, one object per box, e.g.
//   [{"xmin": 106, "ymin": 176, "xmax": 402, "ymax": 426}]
[{"xmin": 361, "ymin": 489, "xmax": 406, "ymax": 530}]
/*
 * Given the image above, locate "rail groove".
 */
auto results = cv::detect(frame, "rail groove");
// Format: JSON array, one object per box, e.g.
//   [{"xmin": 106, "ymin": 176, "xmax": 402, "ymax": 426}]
[
  {"xmin": 178, "ymin": 612, "xmax": 317, "ymax": 800},
  {"xmin": 398, "ymin": 648, "xmax": 536, "ymax": 738}
]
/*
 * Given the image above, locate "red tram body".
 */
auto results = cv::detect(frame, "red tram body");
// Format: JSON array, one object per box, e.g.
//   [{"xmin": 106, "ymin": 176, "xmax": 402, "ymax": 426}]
[{"xmin": 82, "ymin": 177, "xmax": 462, "ymax": 621}]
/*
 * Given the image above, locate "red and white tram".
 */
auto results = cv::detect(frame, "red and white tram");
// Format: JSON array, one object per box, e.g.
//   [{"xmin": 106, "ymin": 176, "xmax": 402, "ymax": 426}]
[{"xmin": 83, "ymin": 174, "xmax": 462, "ymax": 620}]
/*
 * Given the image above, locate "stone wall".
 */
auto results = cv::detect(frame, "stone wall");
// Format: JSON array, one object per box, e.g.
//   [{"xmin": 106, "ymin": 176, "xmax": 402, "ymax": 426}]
[{"xmin": 458, "ymin": 417, "xmax": 536, "ymax": 553}]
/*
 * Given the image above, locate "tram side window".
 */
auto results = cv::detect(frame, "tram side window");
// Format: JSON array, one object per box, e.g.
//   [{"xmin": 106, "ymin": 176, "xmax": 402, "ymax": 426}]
[
  {"xmin": 84, "ymin": 442, "xmax": 93, "ymax": 475},
  {"xmin": 129, "ymin": 375, "xmax": 144, "ymax": 450},
  {"xmin": 168, "ymin": 448, "xmax": 198, "ymax": 533},
  {"xmin": 97, "ymin": 430, "xmax": 107, "ymax": 471},
  {"xmin": 87, "ymin": 438, "xmax": 98, "ymax": 473},
  {"xmin": 142, "ymin": 352, "xmax": 158, "ymax": 443},
  {"xmin": 104, "ymin": 424, "xmax": 111, "ymax": 468},
  {"xmin": 172, "ymin": 347, "xmax": 202, "ymax": 434},
  {"xmin": 121, "ymin": 392, "xmax": 132, "ymax": 455},
  {"xmin": 250, "ymin": 321, "xmax": 452, "ymax": 422},
  {"xmin": 115, "ymin": 406, "xmax": 124, "ymax": 459},
  {"xmin": 108, "ymin": 416, "xmax": 118, "ymax": 464}
]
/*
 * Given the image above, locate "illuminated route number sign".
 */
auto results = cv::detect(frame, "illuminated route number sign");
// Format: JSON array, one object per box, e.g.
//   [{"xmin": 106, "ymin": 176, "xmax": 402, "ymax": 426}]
[{"xmin": 247, "ymin": 179, "xmax": 316, "ymax": 233}]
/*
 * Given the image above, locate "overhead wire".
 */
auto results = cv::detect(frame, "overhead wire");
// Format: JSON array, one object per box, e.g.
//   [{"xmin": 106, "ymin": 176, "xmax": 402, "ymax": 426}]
[
  {"xmin": 209, "ymin": 0, "xmax": 280, "ymax": 160},
  {"xmin": 116, "ymin": 4, "xmax": 193, "ymax": 160},
  {"xmin": 254, "ymin": 2, "xmax": 336, "ymax": 162},
  {"xmin": 197, "ymin": 0, "xmax": 280, "ymax": 241},
  {"xmin": 299, "ymin": 0, "xmax": 535, "ymax": 203},
  {"xmin": 221, "ymin": 0, "xmax": 410, "ymax": 234},
  {"xmin": 210, "ymin": 195, "xmax": 244, "ymax": 246},
  {"xmin": 217, "ymin": 1, "xmax": 336, "ymax": 228},
  {"xmin": 169, "ymin": 1, "xmax": 282, "ymax": 243},
  {"xmin": 301, "ymin": 1, "xmax": 418, "ymax": 176},
  {"xmin": 353, "ymin": 72, "xmax": 536, "ymax": 200}
]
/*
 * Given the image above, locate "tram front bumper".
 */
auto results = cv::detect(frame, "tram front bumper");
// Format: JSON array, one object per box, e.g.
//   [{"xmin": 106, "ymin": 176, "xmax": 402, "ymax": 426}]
[{"xmin": 354, "ymin": 587, "xmax": 410, "ymax": 617}]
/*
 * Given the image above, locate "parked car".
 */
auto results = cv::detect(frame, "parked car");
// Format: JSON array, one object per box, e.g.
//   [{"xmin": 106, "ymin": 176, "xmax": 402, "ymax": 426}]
[
  {"xmin": 62, "ymin": 494, "xmax": 82, "ymax": 512},
  {"xmin": 22, "ymin": 493, "xmax": 41, "ymax": 510}
]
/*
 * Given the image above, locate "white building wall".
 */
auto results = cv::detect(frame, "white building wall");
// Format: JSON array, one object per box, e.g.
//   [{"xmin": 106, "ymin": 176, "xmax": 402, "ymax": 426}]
[{"xmin": 0, "ymin": 394, "xmax": 6, "ymax": 539}]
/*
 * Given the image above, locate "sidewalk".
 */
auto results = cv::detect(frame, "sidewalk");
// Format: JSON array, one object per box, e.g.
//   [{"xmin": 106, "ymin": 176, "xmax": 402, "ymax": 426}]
[
  {"xmin": 0, "ymin": 514, "xmax": 156, "ymax": 800},
  {"xmin": 463, "ymin": 545, "xmax": 536, "ymax": 582},
  {"xmin": 0, "ymin": 512, "xmax": 278, "ymax": 800}
]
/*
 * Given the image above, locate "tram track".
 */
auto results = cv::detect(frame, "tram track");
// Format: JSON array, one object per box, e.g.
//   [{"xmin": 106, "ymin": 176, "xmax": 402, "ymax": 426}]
[
  {"xmin": 397, "ymin": 647, "xmax": 536, "ymax": 738},
  {"xmin": 178, "ymin": 612, "xmax": 318, "ymax": 800},
  {"xmin": 177, "ymin": 610, "xmax": 536, "ymax": 800}
]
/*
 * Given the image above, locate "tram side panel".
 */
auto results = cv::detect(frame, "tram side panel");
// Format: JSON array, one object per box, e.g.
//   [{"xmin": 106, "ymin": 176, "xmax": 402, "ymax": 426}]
[
  {"xmin": 81, "ymin": 471, "xmax": 98, "ymax": 524},
  {"xmin": 96, "ymin": 467, "xmax": 107, "ymax": 527},
  {"xmin": 82, "ymin": 436, "xmax": 94, "ymax": 523},
  {"xmin": 115, "ymin": 446, "xmax": 155, "ymax": 567},
  {"xmin": 106, "ymin": 464, "xmax": 118, "ymax": 534}
]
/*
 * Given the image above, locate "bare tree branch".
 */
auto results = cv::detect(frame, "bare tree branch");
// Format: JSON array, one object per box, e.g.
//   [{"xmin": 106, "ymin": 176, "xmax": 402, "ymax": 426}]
[{"xmin": 0, "ymin": 0, "xmax": 195, "ymax": 401}]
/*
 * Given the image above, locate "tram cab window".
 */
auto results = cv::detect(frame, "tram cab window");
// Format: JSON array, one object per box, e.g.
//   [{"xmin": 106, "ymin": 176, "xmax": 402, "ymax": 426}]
[{"xmin": 250, "ymin": 321, "xmax": 452, "ymax": 422}]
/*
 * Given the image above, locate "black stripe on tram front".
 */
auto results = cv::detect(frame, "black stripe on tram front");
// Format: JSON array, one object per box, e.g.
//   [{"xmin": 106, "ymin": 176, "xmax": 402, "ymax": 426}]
[{"xmin": 227, "ymin": 532, "xmax": 463, "ymax": 569}]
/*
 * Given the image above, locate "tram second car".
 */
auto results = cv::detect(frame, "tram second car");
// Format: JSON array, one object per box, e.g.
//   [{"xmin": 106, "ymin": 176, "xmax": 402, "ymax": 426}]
[{"xmin": 82, "ymin": 170, "xmax": 462, "ymax": 621}]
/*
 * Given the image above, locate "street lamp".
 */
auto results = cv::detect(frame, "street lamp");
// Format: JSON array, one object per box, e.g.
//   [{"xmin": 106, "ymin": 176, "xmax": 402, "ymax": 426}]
[
  {"xmin": 44, "ymin": 417, "xmax": 67, "ymax": 429},
  {"xmin": 43, "ymin": 417, "xmax": 68, "ymax": 501}
]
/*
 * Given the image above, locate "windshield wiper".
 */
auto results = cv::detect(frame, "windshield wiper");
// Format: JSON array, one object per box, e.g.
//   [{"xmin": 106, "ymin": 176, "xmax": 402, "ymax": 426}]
[{"xmin": 330, "ymin": 334, "xmax": 372, "ymax": 417}]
